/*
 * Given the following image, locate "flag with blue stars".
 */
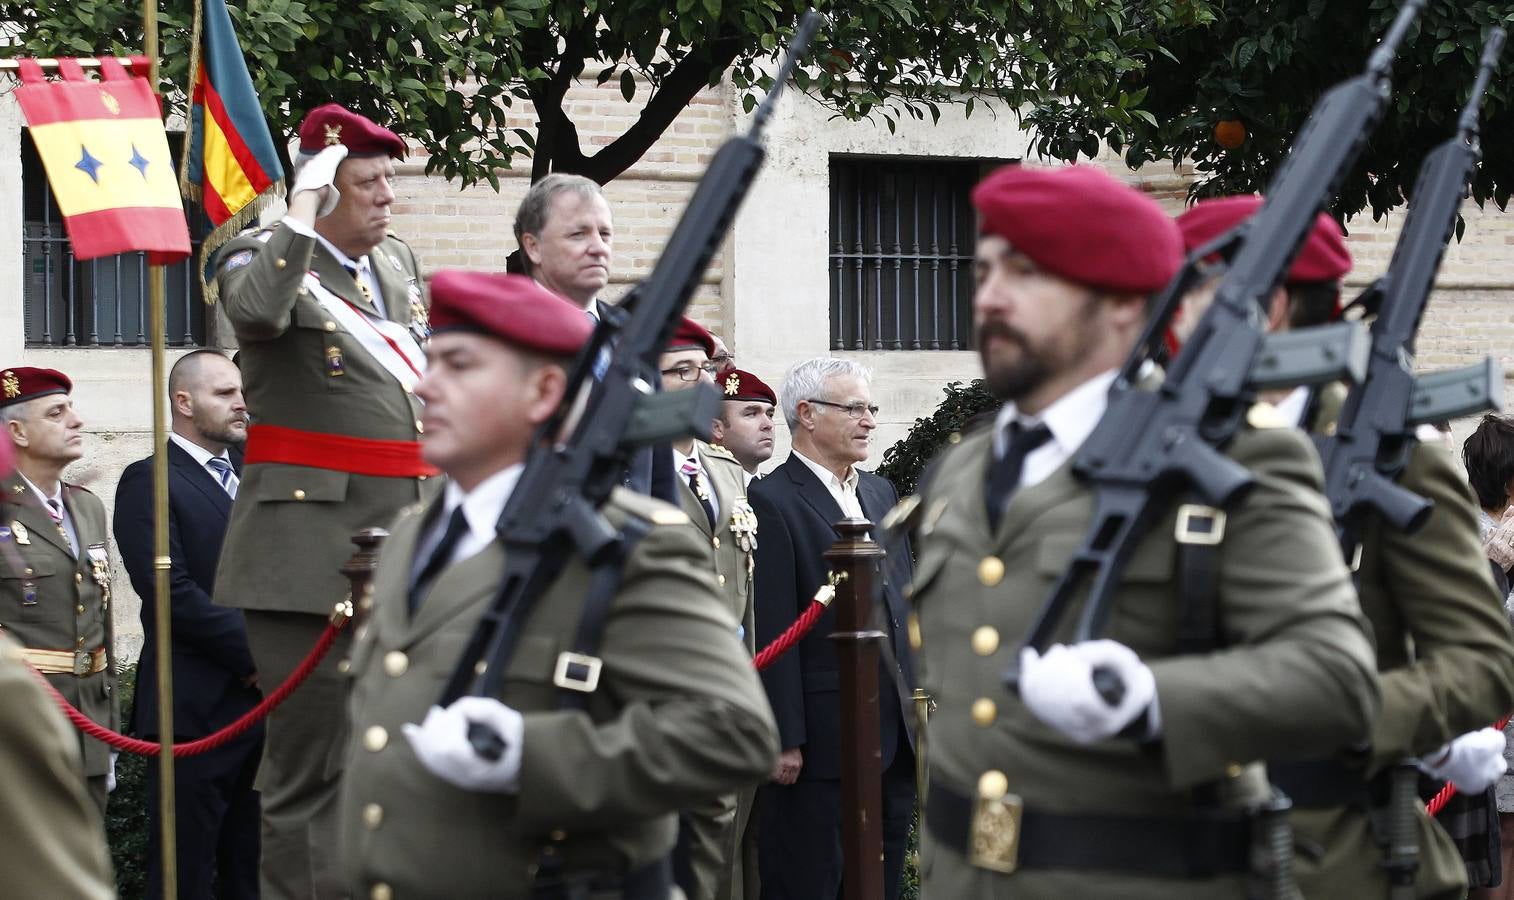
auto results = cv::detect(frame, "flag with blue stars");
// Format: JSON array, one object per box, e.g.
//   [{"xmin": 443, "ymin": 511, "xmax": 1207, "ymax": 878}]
[{"xmin": 14, "ymin": 55, "xmax": 190, "ymax": 264}]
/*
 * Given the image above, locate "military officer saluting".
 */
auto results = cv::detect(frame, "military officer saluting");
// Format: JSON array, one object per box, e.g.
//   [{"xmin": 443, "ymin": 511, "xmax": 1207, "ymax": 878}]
[
  {"xmin": 337, "ymin": 272, "xmax": 779, "ymax": 899},
  {"xmin": 658, "ymin": 317, "xmax": 761, "ymax": 900},
  {"xmin": 212, "ymin": 103, "xmax": 438, "ymax": 899},
  {"xmin": 909, "ymin": 164, "xmax": 1380, "ymax": 898},
  {"xmin": 0, "ymin": 366, "xmax": 118, "ymax": 815},
  {"xmin": 1178, "ymin": 196, "xmax": 1514, "ymax": 900}
]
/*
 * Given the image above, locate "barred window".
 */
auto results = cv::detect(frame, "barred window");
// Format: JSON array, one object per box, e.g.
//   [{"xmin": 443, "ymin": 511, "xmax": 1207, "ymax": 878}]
[
  {"xmin": 22, "ymin": 129, "xmax": 210, "ymax": 348},
  {"xmin": 829, "ymin": 156, "xmax": 999, "ymax": 351}
]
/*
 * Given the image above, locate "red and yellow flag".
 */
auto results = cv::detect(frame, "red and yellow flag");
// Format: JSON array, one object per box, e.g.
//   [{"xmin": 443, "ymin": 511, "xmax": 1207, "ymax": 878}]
[{"xmin": 14, "ymin": 56, "xmax": 190, "ymax": 264}]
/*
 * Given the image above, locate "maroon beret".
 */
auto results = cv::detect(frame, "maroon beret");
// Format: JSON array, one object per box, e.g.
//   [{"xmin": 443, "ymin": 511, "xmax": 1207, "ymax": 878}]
[
  {"xmin": 666, "ymin": 317, "xmax": 716, "ymax": 357},
  {"xmin": 971, "ymin": 164, "xmax": 1184, "ymax": 295},
  {"xmin": 297, "ymin": 104, "xmax": 406, "ymax": 159},
  {"xmin": 0, "ymin": 367, "xmax": 72, "ymax": 409},
  {"xmin": 1176, "ymin": 195, "xmax": 1351, "ymax": 284},
  {"xmin": 428, "ymin": 271, "xmax": 592, "ymax": 356},
  {"xmin": 721, "ymin": 368, "xmax": 776, "ymax": 406}
]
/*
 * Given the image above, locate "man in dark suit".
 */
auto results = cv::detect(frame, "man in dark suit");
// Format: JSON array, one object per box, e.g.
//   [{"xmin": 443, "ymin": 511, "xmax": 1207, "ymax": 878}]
[
  {"xmin": 750, "ymin": 357, "xmax": 916, "ymax": 900},
  {"xmin": 115, "ymin": 349, "xmax": 261, "ymax": 900}
]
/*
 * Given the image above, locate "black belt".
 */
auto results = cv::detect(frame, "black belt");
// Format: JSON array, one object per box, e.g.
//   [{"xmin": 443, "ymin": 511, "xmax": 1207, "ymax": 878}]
[
  {"xmin": 530, "ymin": 855, "xmax": 671, "ymax": 900},
  {"xmin": 1269, "ymin": 759, "xmax": 1373, "ymax": 810},
  {"xmin": 926, "ymin": 778, "xmax": 1253, "ymax": 878}
]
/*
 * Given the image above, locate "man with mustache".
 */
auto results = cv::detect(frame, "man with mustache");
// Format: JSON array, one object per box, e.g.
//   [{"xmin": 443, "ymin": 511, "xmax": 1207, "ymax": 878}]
[
  {"xmin": 909, "ymin": 164, "xmax": 1379, "ymax": 898},
  {"xmin": 0, "ymin": 366, "xmax": 118, "ymax": 815},
  {"xmin": 750, "ymin": 357, "xmax": 917, "ymax": 899},
  {"xmin": 211, "ymin": 103, "xmax": 438, "ymax": 899},
  {"xmin": 115, "ymin": 349, "xmax": 263, "ymax": 900}
]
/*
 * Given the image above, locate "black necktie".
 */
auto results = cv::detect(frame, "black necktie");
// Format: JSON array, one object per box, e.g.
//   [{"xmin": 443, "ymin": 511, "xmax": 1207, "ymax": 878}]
[
  {"xmin": 410, "ymin": 506, "xmax": 469, "ymax": 614},
  {"xmin": 681, "ymin": 458, "xmax": 717, "ymax": 528},
  {"xmin": 985, "ymin": 421, "xmax": 1053, "ymax": 531}
]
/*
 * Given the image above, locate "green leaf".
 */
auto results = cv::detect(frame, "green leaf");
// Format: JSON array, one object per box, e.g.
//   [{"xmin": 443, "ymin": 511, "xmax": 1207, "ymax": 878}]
[{"xmin": 702, "ymin": 0, "xmax": 721, "ymax": 19}]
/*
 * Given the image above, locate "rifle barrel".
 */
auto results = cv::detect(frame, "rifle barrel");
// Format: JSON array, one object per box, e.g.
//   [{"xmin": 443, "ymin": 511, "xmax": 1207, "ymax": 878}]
[{"xmin": 750, "ymin": 10, "xmax": 823, "ymax": 136}]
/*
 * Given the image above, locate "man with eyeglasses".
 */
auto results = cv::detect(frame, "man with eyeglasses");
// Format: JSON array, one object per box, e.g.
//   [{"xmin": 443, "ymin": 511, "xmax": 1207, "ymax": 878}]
[
  {"xmin": 748, "ymin": 357, "xmax": 917, "ymax": 900},
  {"xmin": 658, "ymin": 317, "xmax": 763, "ymax": 900}
]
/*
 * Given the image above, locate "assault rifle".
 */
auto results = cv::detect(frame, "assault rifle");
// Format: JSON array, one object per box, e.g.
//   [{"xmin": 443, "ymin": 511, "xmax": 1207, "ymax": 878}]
[
  {"xmin": 1315, "ymin": 28, "xmax": 1506, "ymax": 564},
  {"xmin": 440, "ymin": 12, "xmax": 822, "ymax": 758},
  {"xmin": 1003, "ymin": 0, "xmax": 1423, "ymax": 695}
]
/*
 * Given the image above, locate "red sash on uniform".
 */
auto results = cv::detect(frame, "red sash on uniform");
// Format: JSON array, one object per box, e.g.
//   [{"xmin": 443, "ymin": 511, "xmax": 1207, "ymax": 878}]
[{"xmin": 244, "ymin": 424, "xmax": 438, "ymax": 477}]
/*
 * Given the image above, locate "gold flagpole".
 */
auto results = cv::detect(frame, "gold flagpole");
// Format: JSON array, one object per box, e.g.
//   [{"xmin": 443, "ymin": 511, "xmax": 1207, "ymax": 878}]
[{"xmin": 143, "ymin": 0, "xmax": 179, "ymax": 895}]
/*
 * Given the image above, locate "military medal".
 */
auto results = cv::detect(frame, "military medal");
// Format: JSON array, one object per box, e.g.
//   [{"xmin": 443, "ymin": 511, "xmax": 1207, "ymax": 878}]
[
  {"xmin": 326, "ymin": 346, "xmax": 346, "ymax": 377},
  {"xmin": 10, "ymin": 521, "xmax": 28, "ymax": 545},
  {"xmin": 87, "ymin": 545, "xmax": 110, "ymax": 589},
  {"xmin": 729, "ymin": 497, "xmax": 759, "ymax": 577},
  {"xmin": 21, "ymin": 582, "xmax": 36, "ymax": 606},
  {"xmin": 407, "ymin": 279, "xmax": 431, "ymax": 341}
]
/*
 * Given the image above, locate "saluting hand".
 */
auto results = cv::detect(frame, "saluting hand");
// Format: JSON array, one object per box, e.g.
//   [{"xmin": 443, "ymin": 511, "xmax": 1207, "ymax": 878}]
[{"xmin": 289, "ymin": 144, "xmax": 349, "ymax": 221}]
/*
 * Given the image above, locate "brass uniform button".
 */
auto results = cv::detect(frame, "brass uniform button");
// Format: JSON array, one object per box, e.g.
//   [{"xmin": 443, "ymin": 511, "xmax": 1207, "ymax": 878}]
[
  {"xmin": 23, "ymin": 568, "xmax": 32, "ymax": 577},
  {"xmin": 76, "ymin": 605, "xmax": 85, "ymax": 615},
  {"xmin": 337, "ymin": 658, "xmax": 351, "ymax": 674},
  {"xmin": 415, "ymin": 420, "xmax": 424, "ymax": 434},
  {"xmin": 971, "ymin": 626, "xmax": 999, "ymax": 656},
  {"xmin": 77, "ymin": 636, "xmax": 86, "ymax": 647},
  {"xmin": 75, "ymin": 572, "xmax": 83, "ymax": 584},
  {"xmin": 324, "ymin": 321, "xmax": 337, "ymax": 332},
  {"xmin": 1226, "ymin": 762, "xmax": 1244, "ymax": 779},
  {"xmin": 418, "ymin": 474, "xmax": 428, "ymax": 482},
  {"xmin": 364, "ymin": 725, "xmax": 388, "ymax": 752},
  {"xmin": 384, "ymin": 651, "xmax": 409, "ymax": 677},
  {"xmin": 971, "ymin": 697, "xmax": 997, "ymax": 727},
  {"xmin": 978, "ymin": 769, "xmax": 1009, "ymax": 800},
  {"xmin": 363, "ymin": 803, "xmax": 384, "ymax": 830},
  {"xmin": 293, "ymin": 489, "xmax": 306, "ymax": 501},
  {"xmin": 712, "ymin": 536, "xmax": 721, "ymax": 549},
  {"xmin": 370, "ymin": 884, "xmax": 393, "ymax": 900},
  {"xmin": 978, "ymin": 556, "xmax": 1005, "ymax": 587},
  {"xmin": 717, "ymin": 574, "xmax": 727, "ymax": 586},
  {"xmin": 907, "ymin": 613, "xmax": 922, "ymax": 651}
]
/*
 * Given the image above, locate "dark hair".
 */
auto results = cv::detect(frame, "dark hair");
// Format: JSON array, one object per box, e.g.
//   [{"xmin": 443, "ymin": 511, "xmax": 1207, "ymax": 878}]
[
  {"xmin": 1463, "ymin": 414, "xmax": 1514, "ymax": 511},
  {"xmin": 1285, "ymin": 280, "xmax": 1341, "ymax": 329}
]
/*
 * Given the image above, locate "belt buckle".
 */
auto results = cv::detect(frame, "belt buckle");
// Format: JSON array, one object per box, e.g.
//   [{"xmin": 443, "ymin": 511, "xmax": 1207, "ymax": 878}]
[
  {"xmin": 73, "ymin": 650, "xmax": 91, "ymax": 677},
  {"xmin": 969, "ymin": 770, "xmax": 1023, "ymax": 874},
  {"xmin": 1174, "ymin": 504, "xmax": 1226, "ymax": 546},
  {"xmin": 552, "ymin": 652, "xmax": 602, "ymax": 693}
]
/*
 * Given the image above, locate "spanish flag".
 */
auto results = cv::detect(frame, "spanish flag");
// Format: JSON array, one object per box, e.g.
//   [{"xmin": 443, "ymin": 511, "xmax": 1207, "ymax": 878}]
[
  {"xmin": 14, "ymin": 56, "xmax": 191, "ymax": 265},
  {"xmin": 179, "ymin": 0, "xmax": 285, "ymax": 302}
]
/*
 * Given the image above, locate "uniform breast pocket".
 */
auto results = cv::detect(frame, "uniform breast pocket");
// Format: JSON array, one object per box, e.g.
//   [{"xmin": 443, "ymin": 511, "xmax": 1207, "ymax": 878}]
[
  {"xmin": 1035, "ymin": 531, "xmax": 1179, "ymax": 646},
  {"xmin": 253, "ymin": 464, "xmax": 350, "ymax": 505},
  {"xmin": 0, "ymin": 556, "xmax": 66, "ymax": 624},
  {"xmin": 291, "ymin": 303, "xmax": 361, "ymax": 392}
]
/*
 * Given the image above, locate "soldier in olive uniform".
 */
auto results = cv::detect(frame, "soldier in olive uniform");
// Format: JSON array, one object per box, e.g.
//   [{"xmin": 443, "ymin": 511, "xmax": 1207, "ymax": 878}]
[
  {"xmin": 0, "ymin": 367, "xmax": 118, "ymax": 815},
  {"xmin": 712, "ymin": 369, "xmax": 778, "ymax": 486},
  {"xmin": 337, "ymin": 271, "xmax": 779, "ymax": 899},
  {"xmin": 0, "ymin": 631, "xmax": 115, "ymax": 898},
  {"xmin": 212, "ymin": 104, "xmax": 438, "ymax": 899},
  {"xmin": 659, "ymin": 318, "xmax": 762, "ymax": 900},
  {"xmin": 910, "ymin": 164, "xmax": 1380, "ymax": 898},
  {"xmin": 1178, "ymin": 196, "xmax": 1514, "ymax": 899}
]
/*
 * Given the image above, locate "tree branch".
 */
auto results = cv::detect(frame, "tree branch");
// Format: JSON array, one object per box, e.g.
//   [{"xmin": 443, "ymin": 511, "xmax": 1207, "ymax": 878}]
[{"xmin": 529, "ymin": 21, "xmax": 591, "ymax": 181}]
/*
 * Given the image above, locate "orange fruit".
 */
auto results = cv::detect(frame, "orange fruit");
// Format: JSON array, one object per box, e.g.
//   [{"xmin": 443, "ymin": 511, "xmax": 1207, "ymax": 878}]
[{"xmin": 1214, "ymin": 119, "xmax": 1246, "ymax": 150}]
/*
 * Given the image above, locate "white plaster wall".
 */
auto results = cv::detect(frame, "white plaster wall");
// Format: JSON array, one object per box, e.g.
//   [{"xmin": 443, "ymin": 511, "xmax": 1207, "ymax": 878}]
[{"xmin": 728, "ymin": 91, "xmax": 1034, "ymax": 466}]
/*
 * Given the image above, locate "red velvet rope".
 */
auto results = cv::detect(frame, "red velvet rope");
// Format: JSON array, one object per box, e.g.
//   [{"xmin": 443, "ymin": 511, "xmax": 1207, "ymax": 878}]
[
  {"xmin": 35, "ymin": 615, "xmax": 349, "ymax": 758},
  {"xmin": 1426, "ymin": 714, "xmax": 1512, "ymax": 816},
  {"xmin": 754, "ymin": 598, "xmax": 827, "ymax": 672}
]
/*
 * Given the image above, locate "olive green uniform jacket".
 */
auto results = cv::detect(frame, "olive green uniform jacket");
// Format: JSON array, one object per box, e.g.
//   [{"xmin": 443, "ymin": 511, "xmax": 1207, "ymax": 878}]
[
  {"xmin": 338, "ymin": 487, "xmax": 780, "ymax": 900},
  {"xmin": 1291, "ymin": 395, "xmax": 1514, "ymax": 900},
  {"xmin": 0, "ymin": 475, "xmax": 118, "ymax": 780},
  {"xmin": 0, "ymin": 632, "xmax": 114, "ymax": 899},
  {"xmin": 912, "ymin": 416, "xmax": 1379, "ymax": 899},
  {"xmin": 212, "ymin": 222, "xmax": 438, "ymax": 617},
  {"xmin": 674, "ymin": 442, "xmax": 761, "ymax": 900}
]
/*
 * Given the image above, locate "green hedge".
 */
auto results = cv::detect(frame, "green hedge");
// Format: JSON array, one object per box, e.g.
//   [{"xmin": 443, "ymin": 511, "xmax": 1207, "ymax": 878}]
[
  {"xmin": 877, "ymin": 380, "xmax": 1001, "ymax": 497},
  {"xmin": 106, "ymin": 665, "xmax": 149, "ymax": 897}
]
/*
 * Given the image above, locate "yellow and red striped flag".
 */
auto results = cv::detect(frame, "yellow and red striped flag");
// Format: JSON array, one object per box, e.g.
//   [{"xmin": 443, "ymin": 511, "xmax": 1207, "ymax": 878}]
[{"xmin": 14, "ymin": 56, "xmax": 190, "ymax": 264}]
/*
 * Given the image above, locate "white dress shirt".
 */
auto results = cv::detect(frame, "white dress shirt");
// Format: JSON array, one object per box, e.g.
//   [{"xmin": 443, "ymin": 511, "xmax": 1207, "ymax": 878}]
[
  {"xmin": 793, "ymin": 450, "xmax": 865, "ymax": 519},
  {"xmin": 671, "ymin": 444, "xmax": 721, "ymax": 521},
  {"xmin": 990, "ymin": 369, "xmax": 1118, "ymax": 491},
  {"xmin": 411, "ymin": 464, "xmax": 523, "ymax": 582},
  {"xmin": 169, "ymin": 432, "xmax": 239, "ymax": 496},
  {"xmin": 19, "ymin": 471, "xmax": 78, "ymax": 555},
  {"xmin": 1276, "ymin": 386, "xmax": 1311, "ymax": 429}
]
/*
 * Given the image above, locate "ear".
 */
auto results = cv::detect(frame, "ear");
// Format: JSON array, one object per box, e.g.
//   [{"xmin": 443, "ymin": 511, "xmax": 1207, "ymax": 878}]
[
  {"xmin": 1101, "ymin": 292, "xmax": 1148, "ymax": 328},
  {"xmin": 172, "ymin": 390, "xmax": 194, "ymax": 420},
  {"xmin": 1266, "ymin": 286, "xmax": 1290, "ymax": 331},
  {"xmin": 710, "ymin": 416, "xmax": 726, "ymax": 442},
  {"xmin": 796, "ymin": 400, "xmax": 818, "ymax": 433},
  {"xmin": 521, "ymin": 232, "xmax": 543, "ymax": 269},
  {"xmin": 526, "ymin": 364, "xmax": 568, "ymax": 426},
  {"xmin": 6, "ymin": 419, "xmax": 26, "ymax": 449}
]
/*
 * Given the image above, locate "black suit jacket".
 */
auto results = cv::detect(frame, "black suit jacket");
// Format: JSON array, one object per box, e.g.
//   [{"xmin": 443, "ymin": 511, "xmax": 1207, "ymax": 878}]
[
  {"xmin": 115, "ymin": 441, "xmax": 260, "ymax": 739},
  {"xmin": 749, "ymin": 454, "xmax": 916, "ymax": 781}
]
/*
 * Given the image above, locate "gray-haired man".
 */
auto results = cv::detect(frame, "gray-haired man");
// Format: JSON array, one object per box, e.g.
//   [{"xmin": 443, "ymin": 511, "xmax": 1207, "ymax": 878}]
[{"xmin": 748, "ymin": 358, "xmax": 917, "ymax": 899}]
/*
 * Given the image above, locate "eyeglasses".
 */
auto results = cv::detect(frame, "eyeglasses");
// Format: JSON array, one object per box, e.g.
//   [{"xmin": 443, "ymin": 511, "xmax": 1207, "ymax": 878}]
[
  {"xmin": 660, "ymin": 361, "xmax": 721, "ymax": 382},
  {"xmin": 807, "ymin": 399, "xmax": 879, "ymax": 420}
]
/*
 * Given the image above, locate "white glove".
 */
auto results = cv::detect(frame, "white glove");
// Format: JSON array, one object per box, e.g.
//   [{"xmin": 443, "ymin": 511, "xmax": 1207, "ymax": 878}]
[
  {"xmin": 401, "ymin": 697, "xmax": 525, "ymax": 793},
  {"xmin": 1018, "ymin": 640, "xmax": 1158, "ymax": 744},
  {"xmin": 291, "ymin": 144, "xmax": 348, "ymax": 217},
  {"xmin": 106, "ymin": 751, "xmax": 119, "ymax": 794},
  {"xmin": 1420, "ymin": 727, "xmax": 1508, "ymax": 793}
]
